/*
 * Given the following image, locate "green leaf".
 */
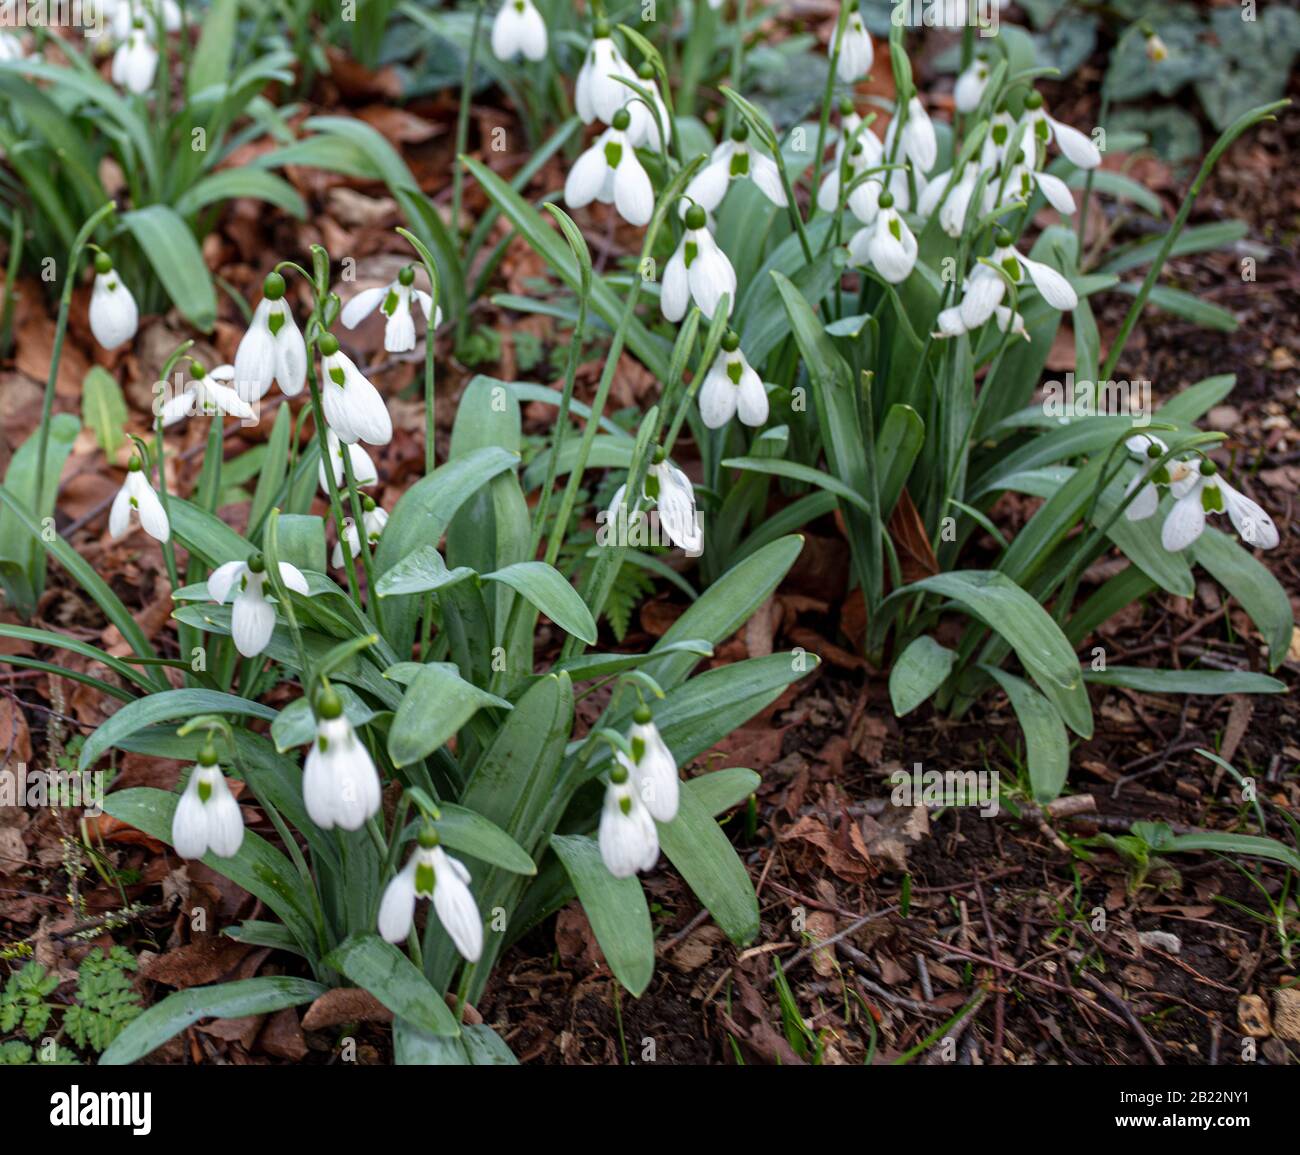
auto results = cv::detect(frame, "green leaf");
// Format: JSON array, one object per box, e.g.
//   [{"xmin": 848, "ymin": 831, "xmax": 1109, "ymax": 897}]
[
  {"xmin": 0, "ymin": 413, "xmax": 80, "ymax": 614},
  {"xmin": 483, "ymin": 560, "xmax": 597, "ymax": 645},
  {"xmin": 1191, "ymin": 527, "xmax": 1294, "ymax": 672},
  {"xmin": 101, "ymin": 788, "xmax": 319, "ymax": 955},
  {"xmin": 323, "ymin": 934, "xmax": 461, "ymax": 1037},
  {"xmin": 889, "ymin": 636, "xmax": 956, "ymax": 717},
  {"xmin": 187, "ymin": 0, "xmax": 239, "ymax": 96},
  {"xmin": 99, "ymin": 977, "xmax": 326, "ymax": 1065},
  {"xmin": 394, "ymin": 1019, "xmax": 519, "ymax": 1065},
  {"xmin": 984, "ymin": 667, "xmax": 1070, "ymax": 803},
  {"xmin": 550, "ymin": 834, "xmax": 654, "ymax": 996},
  {"xmin": 658, "ymin": 787, "xmax": 759, "ymax": 945},
  {"xmin": 121, "ymin": 206, "xmax": 217, "ymax": 330},
  {"xmin": 553, "ymin": 639, "xmax": 714, "ymax": 682},
  {"xmin": 388, "ymin": 663, "xmax": 512, "ymax": 768},
  {"xmin": 173, "ymin": 168, "xmax": 307, "ymax": 219},
  {"xmin": 271, "ymin": 685, "xmax": 375, "ymax": 753},
  {"xmin": 433, "ymin": 805, "xmax": 535, "ymax": 875},
  {"xmin": 721, "ymin": 456, "xmax": 873, "ymax": 514},
  {"xmin": 375, "ymin": 545, "xmax": 475, "ymax": 598},
  {"xmin": 895, "ymin": 571, "xmax": 1092, "ymax": 738},
  {"xmin": 1084, "ymin": 667, "xmax": 1286, "ymax": 695},
  {"xmin": 81, "ymin": 368, "xmax": 128, "ymax": 456},
  {"xmin": 80, "ymin": 689, "xmax": 277, "ymax": 770},
  {"xmin": 1161, "ymin": 831, "xmax": 1300, "ymax": 875},
  {"xmin": 686, "ymin": 767, "xmax": 761, "ymax": 817}
]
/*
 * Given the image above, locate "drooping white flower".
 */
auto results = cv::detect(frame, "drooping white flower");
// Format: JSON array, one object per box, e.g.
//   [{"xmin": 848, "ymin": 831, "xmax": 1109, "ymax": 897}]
[
  {"xmin": 109, "ymin": 457, "xmax": 169, "ymax": 542},
  {"xmin": 932, "ymin": 303, "xmax": 1028, "ymax": 342},
  {"xmin": 160, "ymin": 363, "xmax": 256, "ymax": 427},
  {"xmin": 954, "ymin": 59, "xmax": 990, "ymax": 113},
  {"xmin": 575, "ymin": 26, "xmax": 637, "ymax": 125},
  {"xmin": 378, "ymin": 834, "xmax": 483, "ymax": 961},
  {"xmin": 958, "ymin": 233, "xmax": 1078, "ymax": 329},
  {"xmin": 106, "ymin": 0, "xmax": 181, "ymax": 41},
  {"xmin": 172, "ymin": 748, "xmax": 244, "ymax": 860},
  {"xmin": 490, "ymin": 0, "xmax": 547, "ymax": 63},
  {"xmin": 1025, "ymin": 167, "xmax": 1076, "ymax": 216},
  {"xmin": 819, "ymin": 127, "xmax": 885, "ymax": 217},
  {"xmin": 318, "ymin": 334, "xmax": 393, "ymax": 446},
  {"xmin": 699, "ymin": 333, "xmax": 769, "ymax": 429},
  {"xmin": 661, "ymin": 204, "xmax": 737, "ymax": 322},
  {"xmin": 340, "ymin": 267, "xmax": 442, "ymax": 355},
  {"xmin": 1121, "ymin": 435, "xmax": 1183, "ymax": 522},
  {"xmin": 88, "ymin": 253, "xmax": 138, "ymax": 350},
  {"xmin": 207, "ymin": 554, "xmax": 309, "ymax": 658},
  {"xmin": 302, "ymin": 691, "xmax": 382, "ymax": 832},
  {"xmin": 625, "ymin": 61, "xmax": 673, "ymax": 151},
  {"xmin": 684, "ymin": 122, "xmax": 785, "ymax": 213},
  {"xmin": 598, "ymin": 770, "xmax": 659, "ymax": 879},
  {"xmin": 1156, "ymin": 462, "xmax": 1279, "ymax": 552},
  {"xmin": 565, "ymin": 109, "xmax": 654, "ymax": 227},
  {"xmin": 233, "ymin": 272, "xmax": 307, "ymax": 401},
  {"xmin": 920, "ymin": 165, "xmax": 979, "ymax": 238},
  {"xmin": 111, "ymin": 22, "xmax": 157, "ymax": 94},
  {"xmin": 625, "ymin": 707, "xmax": 679, "ymax": 823},
  {"xmin": 1145, "ymin": 32, "xmax": 1168, "ymax": 63},
  {"xmin": 331, "ymin": 501, "xmax": 388, "ymax": 568},
  {"xmin": 319, "ymin": 430, "xmax": 378, "ymax": 495},
  {"xmin": 607, "ymin": 453, "xmax": 702, "ymax": 554},
  {"xmin": 833, "ymin": 7, "xmax": 873, "ymax": 83},
  {"xmin": 848, "ymin": 194, "xmax": 917, "ymax": 284},
  {"xmin": 0, "ymin": 31, "xmax": 25, "ymax": 61},
  {"xmin": 1022, "ymin": 92, "xmax": 1101, "ymax": 170},
  {"xmin": 899, "ymin": 96, "xmax": 937, "ymax": 175}
]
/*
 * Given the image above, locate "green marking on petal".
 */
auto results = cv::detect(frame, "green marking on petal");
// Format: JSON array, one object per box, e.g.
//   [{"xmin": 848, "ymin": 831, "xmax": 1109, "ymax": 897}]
[
  {"xmin": 1203, "ymin": 485, "xmax": 1224, "ymax": 513},
  {"xmin": 382, "ymin": 289, "xmax": 400, "ymax": 316},
  {"xmin": 729, "ymin": 151, "xmax": 749, "ymax": 178},
  {"xmin": 329, "ymin": 367, "xmax": 346, "ymax": 386},
  {"xmin": 415, "ymin": 862, "xmax": 436, "ymax": 894},
  {"xmin": 889, "ymin": 217, "xmax": 902, "ymax": 242},
  {"xmin": 267, "ymin": 312, "xmax": 285, "ymax": 337},
  {"xmin": 604, "ymin": 141, "xmax": 623, "ymax": 169},
  {"xmin": 1001, "ymin": 256, "xmax": 1022, "ymax": 282},
  {"xmin": 683, "ymin": 241, "xmax": 698, "ymax": 268},
  {"xmin": 726, "ymin": 359, "xmax": 743, "ymax": 385},
  {"xmin": 619, "ymin": 796, "xmax": 632, "ymax": 816},
  {"xmin": 631, "ymin": 736, "xmax": 646, "ymax": 763},
  {"xmin": 197, "ymin": 779, "xmax": 212, "ymax": 803}
]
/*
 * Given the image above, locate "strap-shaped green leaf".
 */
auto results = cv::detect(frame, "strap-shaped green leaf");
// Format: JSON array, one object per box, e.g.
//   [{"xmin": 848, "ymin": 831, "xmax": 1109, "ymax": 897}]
[
  {"xmin": 388, "ymin": 663, "xmax": 511, "ymax": 768},
  {"xmin": 324, "ymin": 934, "xmax": 461, "ymax": 1037},
  {"xmin": 484, "ymin": 561, "xmax": 597, "ymax": 646},
  {"xmin": 890, "ymin": 636, "xmax": 957, "ymax": 717},
  {"xmin": 984, "ymin": 667, "xmax": 1070, "ymax": 803}
]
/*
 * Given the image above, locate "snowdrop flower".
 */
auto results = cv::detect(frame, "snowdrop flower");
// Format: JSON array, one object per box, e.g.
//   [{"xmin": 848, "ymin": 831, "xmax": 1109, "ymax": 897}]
[
  {"xmin": 1022, "ymin": 91, "xmax": 1101, "ymax": 170},
  {"xmin": 340, "ymin": 266, "xmax": 441, "ymax": 355},
  {"xmin": 954, "ymin": 58, "xmax": 990, "ymax": 114},
  {"xmin": 111, "ymin": 20, "xmax": 157, "ymax": 94},
  {"xmin": 607, "ymin": 450, "xmax": 702, "ymax": 554},
  {"xmin": 106, "ymin": 0, "xmax": 182, "ymax": 41},
  {"xmin": 1121, "ymin": 434, "xmax": 1184, "ymax": 522},
  {"xmin": 575, "ymin": 22, "xmax": 637, "ymax": 126},
  {"xmin": 491, "ymin": 0, "xmax": 547, "ymax": 63},
  {"xmin": 699, "ymin": 332, "xmax": 769, "ymax": 429},
  {"xmin": 599, "ymin": 765, "xmax": 659, "ymax": 879},
  {"xmin": 817, "ymin": 99, "xmax": 872, "ymax": 212},
  {"xmin": 379, "ymin": 830, "xmax": 483, "ymax": 960},
  {"xmin": 661, "ymin": 204, "xmax": 737, "ymax": 322},
  {"xmin": 207, "ymin": 552, "xmax": 309, "ymax": 658},
  {"xmin": 933, "ymin": 303, "xmax": 1028, "ymax": 342},
  {"xmin": 920, "ymin": 165, "xmax": 980, "ymax": 238},
  {"xmin": 565, "ymin": 108, "xmax": 654, "ymax": 227},
  {"xmin": 318, "ymin": 333, "xmax": 393, "ymax": 446},
  {"xmin": 302, "ymin": 688, "xmax": 382, "ymax": 832},
  {"xmin": 625, "ymin": 60, "xmax": 673, "ymax": 151},
  {"xmin": 233, "ymin": 272, "xmax": 306, "ymax": 402},
  {"xmin": 331, "ymin": 499, "xmax": 388, "ymax": 568},
  {"xmin": 88, "ymin": 252, "xmax": 138, "ymax": 350},
  {"xmin": 319, "ymin": 429, "xmax": 378, "ymax": 494},
  {"xmin": 685, "ymin": 121, "xmax": 786, "ymax": 213},
  {"xmin": 1145, "ymin": 31, "xmax": 1168, "ymax": 63},
  {"xmin": 160, "ymin": 362, "xmax": 255, "ymax": 427},
  {"xmin": 1146, "ymin": 460, "xmax": 1279, "ymax": 552},
  {"xmin": 899, "ymin": 97, "xmax": 937, "ymax": 175},
  {"xmin": 0, "ymin": 31, "xmax": 25, "ymax": 61},
  {"xmin": 172, "ymin": 746, "xmax": 244, "ymax": 860},
  {"xmin": 1013, "ymin": 164, "xmax": 1076, "ymax": 216},
  {"xmin": 833, "ymin": 6, "xmax": 873, "ymax": 83},
  {"xmin": 959, "ymin": 230, "xmax": 1077, "ymax": 329},
  {"xmin": 822, "ymin": 129, "xmax": 886, "ymax": 220},
  {"xmin": 109, "ymin": 457, "xmax": 169, "ymax": 543},
  {"xmin": 625, "ymin": 706, "xmax": 679, "ymax": 823},
  {"xmin": 848, "ymin": 191, "xmax": 917, "ymax": 284}
]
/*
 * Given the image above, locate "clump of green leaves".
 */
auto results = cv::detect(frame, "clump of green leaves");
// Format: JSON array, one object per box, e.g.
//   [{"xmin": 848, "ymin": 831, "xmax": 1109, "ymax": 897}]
[{"xmin": 0, "ymin": 947, "xmax": 142, "ymax": 1064}]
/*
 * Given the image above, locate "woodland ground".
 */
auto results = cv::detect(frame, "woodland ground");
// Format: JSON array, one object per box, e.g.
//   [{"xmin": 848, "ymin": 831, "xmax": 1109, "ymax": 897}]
[{"xmin": 0, "ymin": 28, "xmax": 1297, "ymax": 1066}]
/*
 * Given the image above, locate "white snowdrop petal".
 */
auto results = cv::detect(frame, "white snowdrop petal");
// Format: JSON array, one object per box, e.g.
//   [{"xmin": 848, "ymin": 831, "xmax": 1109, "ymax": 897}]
[
  {"xmin": 1050, "ymin": 116, "xmax": 1101, "ymax": 169},
  {"xmin": 613, "ymin": 152, "xmax": 655, "ymax": 226},
  {"xmin": 1022, "ymin": 257, "xmax": 1078, "ymax": 310},
  {"xmin": 1033, "ymin": 171, "xmax": 1076, "ymax": 215},
  {"xmin": 278, "ymin": 562, "xmax": 310, "ymax": 595},
  {"xmin": 431, "ymin": 848, "xmax": 483, "ymax": 962},
  {"xmin": 564, "ymin": 141, "xmax": 608, "ymax": 209},
  {"xmin": 660, "ymin": 249, "xmax": 689, "ymax": 322},
  {"xmin": 377, "ymin": 861, "xmax": 419, "ymax": 943},
  {"xmin": 231, "ymin": 587, "xmax": 276, "ymax": 657},
  {"xmin": 340, "ymin": 285, "xmax": 388, "ymax": 329},
  {"xmin": 133, "ymin": 475, "xmax": 170, "ymax": 542},
  {"xmin": 206, "ymin": 561, "xmax": 246, "ymax": 605},
  {"xmin": 1221, "ymin": 482, "xmax": 1279, "ymax": 549},
  {"xmin": 108, "ymin": 483, "xmax": 134, "ymax": 539},
  {"xmin": 1161, "ymin": 488, "xmax": 1206, "ymax": 552},
  {"xmin": 684, "ymin": 156, "xmax": 731, "ymax": 214}
]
